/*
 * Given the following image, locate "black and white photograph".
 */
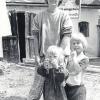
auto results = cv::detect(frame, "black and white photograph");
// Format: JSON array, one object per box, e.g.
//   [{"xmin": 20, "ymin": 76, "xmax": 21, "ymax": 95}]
[{"xmin": 0, "ymin": 0, "xmax": 100, "ymax": 100}]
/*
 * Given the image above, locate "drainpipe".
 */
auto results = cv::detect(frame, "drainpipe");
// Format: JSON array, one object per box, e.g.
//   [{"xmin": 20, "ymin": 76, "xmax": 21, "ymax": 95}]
[{"xmin": 97, "ymin": 16, "xmax": 100, "ymax": 57}]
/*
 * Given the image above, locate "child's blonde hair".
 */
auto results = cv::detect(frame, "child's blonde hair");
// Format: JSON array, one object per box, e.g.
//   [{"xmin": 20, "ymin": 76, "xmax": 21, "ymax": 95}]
[
  {"xmin": 70, "ymin": 32, "xmax": 88, "ymax": 51},
  {"xmin": 46, "ymin": 45, "xmax": 63, "ymax": 57},
  {"xmin": 46, "ymin": 45, "xmax": 65, "ymax": 69}
]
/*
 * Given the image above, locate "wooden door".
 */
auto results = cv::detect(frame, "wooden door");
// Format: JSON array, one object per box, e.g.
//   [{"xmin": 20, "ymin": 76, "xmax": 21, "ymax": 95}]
[{"xmin": 25, "ymin": 12, "xmax": 36, "ymax": 59}]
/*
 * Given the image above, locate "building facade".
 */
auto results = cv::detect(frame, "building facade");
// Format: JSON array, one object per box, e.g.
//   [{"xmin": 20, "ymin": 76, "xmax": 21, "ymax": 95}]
[{"xmin": 3, "ymin": 0, "xmax": 100, "ymax": 62}]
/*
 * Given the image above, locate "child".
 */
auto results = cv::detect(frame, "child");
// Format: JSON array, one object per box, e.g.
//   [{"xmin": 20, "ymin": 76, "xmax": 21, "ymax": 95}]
[
  {"xmin": 37, "ymin": 45, "xmax": 69, "ymax": 100},
  {"xmin": 64, "ymin": 33, "xmax": 89, "ymax": 100}
]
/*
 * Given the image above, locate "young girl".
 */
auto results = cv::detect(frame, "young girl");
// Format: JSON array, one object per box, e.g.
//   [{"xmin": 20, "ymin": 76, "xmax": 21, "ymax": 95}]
[
  {"xmin": 37, "ymin": 45, "xmax": 69, "ymax": 100},
  {"xmin": 65, "ymin": 33, "xmax": 89, "ymax": 100}
]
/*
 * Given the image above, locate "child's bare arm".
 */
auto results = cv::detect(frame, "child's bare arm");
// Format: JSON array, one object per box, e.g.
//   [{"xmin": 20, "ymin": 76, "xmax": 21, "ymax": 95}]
[
  {"xmin": 68, "ymin": 57, "xmax": 89, "ymax": 75},
  {"xmin": 69, "ymin": 58, "xmax": 81, "ymax": 75},
  {"xmin": 67, "ymin": 51, "xmax": 83, "ymax": 75}
]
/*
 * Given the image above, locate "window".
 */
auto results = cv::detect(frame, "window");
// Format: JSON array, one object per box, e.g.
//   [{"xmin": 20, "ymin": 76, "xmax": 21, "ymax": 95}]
[{"xmin": 78, "ymin": 21, "xmax": 89, "ymax": 37}]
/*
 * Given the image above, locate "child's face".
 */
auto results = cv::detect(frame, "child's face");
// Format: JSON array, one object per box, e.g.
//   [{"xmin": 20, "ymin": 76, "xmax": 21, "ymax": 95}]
[
  {"xmin": 71, "ymin": 40, "xmax": 84, "ymax": 54},
  {"xmin": 47, "ymin": 52, "xmax": 59, "ymax": 61}
]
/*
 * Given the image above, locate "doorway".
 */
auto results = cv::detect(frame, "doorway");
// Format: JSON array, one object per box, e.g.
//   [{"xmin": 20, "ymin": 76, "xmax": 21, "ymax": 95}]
[{"xmin": 17, "ymin": 13, "xmax": 26, "ymax": 62}]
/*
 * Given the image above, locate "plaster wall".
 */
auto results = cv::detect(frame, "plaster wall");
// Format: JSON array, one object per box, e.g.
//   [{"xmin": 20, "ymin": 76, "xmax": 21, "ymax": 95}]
[
  {"xmin": 72, "ymin": 8, "xmax": 99, "ymax": 57},
  {"xmin": 7, "ymin": 5, "xmax": 100, "ymax": 57}
]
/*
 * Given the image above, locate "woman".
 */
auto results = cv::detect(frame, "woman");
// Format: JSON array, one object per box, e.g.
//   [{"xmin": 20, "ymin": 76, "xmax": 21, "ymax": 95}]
[{"xmin": 28, "ymin": 0, "xmax": 73, "ymax": 100}]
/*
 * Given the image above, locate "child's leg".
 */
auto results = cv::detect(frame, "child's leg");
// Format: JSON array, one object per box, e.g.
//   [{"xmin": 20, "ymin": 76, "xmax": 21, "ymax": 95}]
[
  {"xmin": 27, "ymin": 67, "xmax": 45, "ymax": 100},
  {"xmin": 64, "ymin": 84, "xmax": 86, "ymax": 100}
]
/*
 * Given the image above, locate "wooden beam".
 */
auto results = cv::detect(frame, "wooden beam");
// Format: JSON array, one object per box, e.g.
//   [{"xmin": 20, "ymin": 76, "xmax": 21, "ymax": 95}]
[
  {"xmin": 6, "ymin": 2, "xmax": 48, "ymax": 7},
  {"xmin": 81, "ymin": 4, "xmax": 100, "ymax": 9}
]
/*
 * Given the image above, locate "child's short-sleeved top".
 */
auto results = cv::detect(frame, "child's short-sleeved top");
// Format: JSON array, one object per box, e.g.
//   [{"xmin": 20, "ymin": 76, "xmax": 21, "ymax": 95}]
[
  {"xmin": 66, "ymin": 52, "xmax": 89, "ymax": 86},
  {"xmin": 31, "ymin": 8, "xmax": 72, "ymax": 56}
]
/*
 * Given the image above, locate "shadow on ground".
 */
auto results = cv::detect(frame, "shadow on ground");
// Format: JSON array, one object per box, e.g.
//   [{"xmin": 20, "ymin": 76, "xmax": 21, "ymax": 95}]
[{"xmin": 3, "ymin": 96, "xmax": 27, "ymax": 100}]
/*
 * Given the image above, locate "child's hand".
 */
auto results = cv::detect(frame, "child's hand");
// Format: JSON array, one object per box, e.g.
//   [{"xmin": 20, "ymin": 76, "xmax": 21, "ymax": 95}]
[
  {"xmin": 43, "ymin": 58, "xmax": 50, "ymax": 69},
  {"xmin": 71, "ymin": 51, "xmax": 77, "ymax": 58},
  {"xmin": 50, "ymin": 59, "xmax": 59, "ymax": 69},
  {"xmin": 70, "ymin": 51, "xmax": 78, "ymax": 63}
]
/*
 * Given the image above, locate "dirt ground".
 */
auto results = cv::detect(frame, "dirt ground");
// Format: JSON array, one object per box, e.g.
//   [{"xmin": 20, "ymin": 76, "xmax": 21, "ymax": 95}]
[
  {"xmin": 0, "ymin": 61, "xmax": 100, "ymax": 100},
  {"xmin": 0, "ymin": 61, "xmax": 35, "ymax": 100}
]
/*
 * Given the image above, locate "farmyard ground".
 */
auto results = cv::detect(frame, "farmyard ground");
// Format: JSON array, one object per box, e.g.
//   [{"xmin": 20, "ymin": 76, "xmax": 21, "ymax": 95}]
[{"xmin": 0, "ymin": 61, "xmax": 100, "ymax": 100}]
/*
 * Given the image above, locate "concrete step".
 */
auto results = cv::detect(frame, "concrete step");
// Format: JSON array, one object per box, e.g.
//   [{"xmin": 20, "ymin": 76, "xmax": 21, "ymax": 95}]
[
  {"xmin": 89, "ymin": 57, "xmax": 100, "ymax": 66},
  {"xmin": 89, "ymin": 57, "xmax": 100, "ymax": 62},
  {"xmin": 86, "ymin": 65, "xmax": 100, "ymax": 73}
]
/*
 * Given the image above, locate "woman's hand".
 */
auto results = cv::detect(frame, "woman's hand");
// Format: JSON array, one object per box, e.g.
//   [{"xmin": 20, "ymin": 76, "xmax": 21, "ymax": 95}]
[{"xmin": 35, "ymin": 56, "xmax": 40, "ymax": 66}]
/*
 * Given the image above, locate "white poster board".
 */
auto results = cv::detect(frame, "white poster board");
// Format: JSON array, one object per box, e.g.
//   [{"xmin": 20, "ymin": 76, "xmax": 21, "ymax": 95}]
[{"xmin": 59, "ymin": 0, "xmax": 81, "ymax": 19}]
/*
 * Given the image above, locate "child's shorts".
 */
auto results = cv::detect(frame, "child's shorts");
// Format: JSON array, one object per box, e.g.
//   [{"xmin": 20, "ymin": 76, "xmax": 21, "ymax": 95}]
[{"xmin": 64, "ymin": 84, "xmax": 86, "ymax": 100}]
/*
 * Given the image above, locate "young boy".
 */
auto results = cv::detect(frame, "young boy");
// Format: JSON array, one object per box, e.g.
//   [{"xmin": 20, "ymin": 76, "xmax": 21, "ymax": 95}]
[
  {"xmin": 37, "ymin": 45, "xmax": 69, "ymax": 100},
  {"xmin": 65, "ymin": 33, "xmax": 89, "ymax": 100}
]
